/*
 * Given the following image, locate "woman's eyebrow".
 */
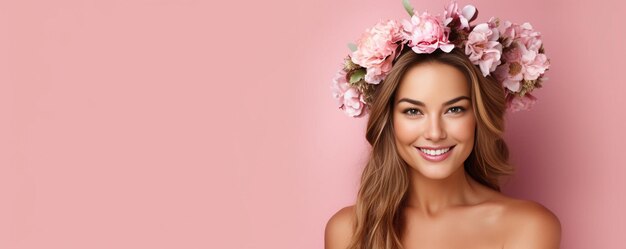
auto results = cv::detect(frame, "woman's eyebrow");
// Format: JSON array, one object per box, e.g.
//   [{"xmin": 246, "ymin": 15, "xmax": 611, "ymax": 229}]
[{"xmin": 396, "ymin": 96, "xmax": 470, "ymax": 106}]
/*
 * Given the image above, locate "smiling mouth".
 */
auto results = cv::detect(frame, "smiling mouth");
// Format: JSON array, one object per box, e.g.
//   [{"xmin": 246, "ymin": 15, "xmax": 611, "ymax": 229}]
[{"xmin": 415, "ymin": 145, "xmax": 456, "ymax": 156}]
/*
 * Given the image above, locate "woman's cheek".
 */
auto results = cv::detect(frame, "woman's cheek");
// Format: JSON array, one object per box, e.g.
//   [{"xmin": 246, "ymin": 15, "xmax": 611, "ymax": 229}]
[
  {"xmin": 449, "ymin": 115, "xmax": 476, "ymax": 140},
  {"xmin": 394, "ymin": 117, "xmax": 418, "ymax": 144}
]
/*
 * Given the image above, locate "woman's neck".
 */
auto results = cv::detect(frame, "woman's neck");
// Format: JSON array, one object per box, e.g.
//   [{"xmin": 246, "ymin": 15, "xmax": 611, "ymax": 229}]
[{"xmin": 404, "ymin": 167, "xmax": 482, "ymax": 217}]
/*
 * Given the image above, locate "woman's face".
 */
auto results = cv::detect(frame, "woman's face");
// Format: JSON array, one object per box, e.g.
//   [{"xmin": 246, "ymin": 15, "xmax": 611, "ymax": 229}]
[{"xmin": 392, "ymin": 61, "xmax": 476, "ymax": 180}]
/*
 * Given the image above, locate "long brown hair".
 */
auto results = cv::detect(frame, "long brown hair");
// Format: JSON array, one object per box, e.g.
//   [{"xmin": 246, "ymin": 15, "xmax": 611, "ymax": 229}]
[{"xmin": 347, "ymin": 47, "xmax": 514, "ymax": 249}]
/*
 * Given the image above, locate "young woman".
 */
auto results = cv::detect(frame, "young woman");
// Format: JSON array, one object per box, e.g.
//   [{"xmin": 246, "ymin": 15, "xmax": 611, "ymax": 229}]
[{"xmin": 326, "ymin": 2, "xmax": 560, "ymax": 248}]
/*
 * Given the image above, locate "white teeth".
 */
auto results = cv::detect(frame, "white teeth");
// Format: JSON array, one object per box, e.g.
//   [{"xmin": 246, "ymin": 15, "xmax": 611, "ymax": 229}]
[{"xmin": 420, "ymin": 147, "xmax": 451, "ymax": 156}]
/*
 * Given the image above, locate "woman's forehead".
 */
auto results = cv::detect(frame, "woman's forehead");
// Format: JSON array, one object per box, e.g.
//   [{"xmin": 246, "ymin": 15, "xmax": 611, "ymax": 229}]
[{"xmin": 396, "ymin": 62, "xmax": 470, "ymax": 103}]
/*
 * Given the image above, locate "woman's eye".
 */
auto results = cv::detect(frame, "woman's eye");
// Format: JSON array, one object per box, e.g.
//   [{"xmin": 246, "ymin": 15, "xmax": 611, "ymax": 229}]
[
  {"xmin": 447, "ymin": 106, "xmax": 465, "ymax": 114},
  {"xmin": 404, "ymin": 108, "xmax": 421, "ymax": 116}
]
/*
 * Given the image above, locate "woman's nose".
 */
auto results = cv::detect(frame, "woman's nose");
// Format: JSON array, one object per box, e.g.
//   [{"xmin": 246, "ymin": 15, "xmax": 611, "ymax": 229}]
[{"xmin": 424, "ymin": 116, "xmax": 446, "ymax": 141}]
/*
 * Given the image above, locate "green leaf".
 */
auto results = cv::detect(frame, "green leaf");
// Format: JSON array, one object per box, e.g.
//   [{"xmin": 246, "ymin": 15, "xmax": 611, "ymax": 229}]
[
  {"xmin": 347, "ymin": 43, "xmax": 357, "ymax": 52},
  {"xmin": 350, "ymin": 69, "xmax": 366, "ymax": 84},
  {"xmin": 402, "ymin": 0, "xmax": 415, "ymax": 16}
]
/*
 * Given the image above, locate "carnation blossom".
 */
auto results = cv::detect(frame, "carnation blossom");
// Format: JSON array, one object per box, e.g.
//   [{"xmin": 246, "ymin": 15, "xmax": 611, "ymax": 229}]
[
  {"xmin": 350, "ymin": 19, "xmax": 404, "ymax": 84},
  {"xmin": 401, "ymin": 11, "xmax": 454, "ymax": 54},
  {"xmin": 465, "ymin": 20, "xmax": 502, "ymax": 76},
  {"xmin": 331, "ymin": 69, "xmax": 367, "ymax": 117}
]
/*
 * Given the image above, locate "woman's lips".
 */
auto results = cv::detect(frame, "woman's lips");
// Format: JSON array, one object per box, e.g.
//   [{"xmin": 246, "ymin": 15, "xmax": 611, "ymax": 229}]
[{"xmin": 415, "ymin": 145, "xmax": 455, "ymax": 162}]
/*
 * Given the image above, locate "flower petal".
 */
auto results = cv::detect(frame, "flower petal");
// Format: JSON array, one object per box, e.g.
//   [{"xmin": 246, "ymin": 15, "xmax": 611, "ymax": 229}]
[{"xmin": 462, "ymin": 5, "xmax": 478, "ymax": 22}]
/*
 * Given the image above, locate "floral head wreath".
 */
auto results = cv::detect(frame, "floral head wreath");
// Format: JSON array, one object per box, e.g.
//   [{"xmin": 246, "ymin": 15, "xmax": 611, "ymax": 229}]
[{"xmin": 331, "ymin": 0, "xmax": 550, "ymax": 117}]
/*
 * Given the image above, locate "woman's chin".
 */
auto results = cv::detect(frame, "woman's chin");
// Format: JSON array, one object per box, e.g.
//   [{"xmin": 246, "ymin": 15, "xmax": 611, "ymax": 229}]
[{"xmin": 408, "ymin": 161, "xmax": 465, "ymax": 180}]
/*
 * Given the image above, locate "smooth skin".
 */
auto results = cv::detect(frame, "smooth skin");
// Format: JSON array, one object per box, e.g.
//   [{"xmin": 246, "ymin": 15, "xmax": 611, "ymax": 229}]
[{"xmin": 325, "ymin": 62, "xmax": 561, "ymax": 249}]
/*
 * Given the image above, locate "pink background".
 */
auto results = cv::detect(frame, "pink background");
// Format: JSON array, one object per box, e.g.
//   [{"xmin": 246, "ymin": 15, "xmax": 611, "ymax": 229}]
[{"xmin": 0, "ymin": 0, "xmax": 624, "ymax": 248}]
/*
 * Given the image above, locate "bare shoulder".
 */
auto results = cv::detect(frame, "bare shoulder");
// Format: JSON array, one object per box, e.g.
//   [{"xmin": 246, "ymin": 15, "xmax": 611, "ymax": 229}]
[
  {"xmin": 500, "ymin": 199, "xmax": 562, "ymax": 249},
  {"xmin": 324, "ymin": 205, "xmax": 356, "ymax": 249}
]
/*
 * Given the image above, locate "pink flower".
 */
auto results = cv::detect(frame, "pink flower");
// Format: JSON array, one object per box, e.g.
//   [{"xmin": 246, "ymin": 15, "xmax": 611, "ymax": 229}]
[
  {"xmin": 506, "ymin": 93, "xmax": 537, "ymax": 112},
  {"xmin": 494, "ymin": 62, "xmax": 523, "ymax": 92},
  {"xmin": 496, "ymin": 21, "xmax": 550, "ymax": 92},
  {"xmin": 515, "ymin": 23, "xmax": 543, "ymax": 51},
  {"xmin": 465, "ymin": 22, "xmax": 502, "ymax": 76},
  {"xmin": 500, "ymin": 21, "xmax": 516, "ymax": 47},
  {"xmin": 500, "ymin": 21, "xmax": 542, "ymax": 51},
  {"xmin": 518, "ymin": 44, "xmax": 549, "ymax": 80},
  {"xmin": 342, "ymin": 88, "xmax": 368, "ymax": 117},
  {"xmin": 350, "ymin": 20, "xmax": 404, "ymax": 84},
  {"xmin": 401, "ymin": 11, "xmax": 454, "ymax": 54},
  {"xmin": 443, "ymin": 1, "xmax": 477, "ymax": 30},
  {"xmin": 495, "ymin": 42, "xmax": 549, "ymax": 92},
  {"xmin": 331, "ymin": 69, "xmax": 367, "ymax": 117}
]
